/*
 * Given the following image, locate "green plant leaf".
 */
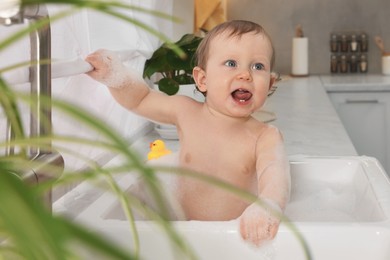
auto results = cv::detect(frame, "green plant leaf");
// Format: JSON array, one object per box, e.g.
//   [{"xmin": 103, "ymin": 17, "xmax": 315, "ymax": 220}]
[
  {"xmin": 0, "ymin": 170, "xmax": 72, "ymax": 259},
  {"xmin": 166, "ymin": 50, "xmax": 192, "ymax": 71},
  {"xmin": 0, "ymin": 170, "xmax": 136, "ymax": 259},
  {"xmin": 143, "ymin": 33, "xmax": 202, "ymax": 92},
  {"xmin": 143, "ymin": 48, "xmax": 171, "ymax": 79},
  {"xmin": 173, "ymin": 73, "xmax": 194, "ymax": 85},
  {"xmin": 158, "ymin": 78, "xmax": 179, "ymax": 95}
]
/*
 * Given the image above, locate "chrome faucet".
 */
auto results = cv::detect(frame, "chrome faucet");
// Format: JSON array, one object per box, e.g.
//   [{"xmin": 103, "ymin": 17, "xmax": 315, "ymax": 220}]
[{"xmin": 1, "ymin": 3, "xmax": 64, "ymax": 210}]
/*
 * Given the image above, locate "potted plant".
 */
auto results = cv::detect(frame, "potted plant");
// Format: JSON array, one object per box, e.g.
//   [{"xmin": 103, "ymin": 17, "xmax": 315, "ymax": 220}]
[
  {"xmin": 143, "ymin": 33, "xmax": 203, "ymax": 97},
  {"xmin": 143, "ymin": 33, "xmax": 204, "ymax": 139}
]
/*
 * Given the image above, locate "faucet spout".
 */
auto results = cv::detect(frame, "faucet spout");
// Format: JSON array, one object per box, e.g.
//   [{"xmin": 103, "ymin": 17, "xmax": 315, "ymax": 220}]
[
  {"xmin": 28, "ymin": 4, "xmax": 52, "ymax": 158},
  {"xmin": 3, "ymin": 4, "xmax": 52, "ymax": 157},
  {"xmin": 2, "ymin": 4, "xmax": 64, "ymax": 210}
]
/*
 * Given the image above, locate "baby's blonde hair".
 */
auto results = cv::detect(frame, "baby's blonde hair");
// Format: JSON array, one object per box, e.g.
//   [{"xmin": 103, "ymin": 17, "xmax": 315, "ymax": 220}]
[{"xmin": 194, "ymin": 20, "xmax": 275, "ymax": 70}]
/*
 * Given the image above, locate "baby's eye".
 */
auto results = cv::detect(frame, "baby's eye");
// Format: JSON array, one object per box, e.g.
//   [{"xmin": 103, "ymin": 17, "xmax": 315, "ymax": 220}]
[
  {"xmin": 224, "ymin": 60, "xmax": 237, "ymax": 67},
  {"xmin": 252, "ymin": 63, "xmax": 265, "ymax": 70}
]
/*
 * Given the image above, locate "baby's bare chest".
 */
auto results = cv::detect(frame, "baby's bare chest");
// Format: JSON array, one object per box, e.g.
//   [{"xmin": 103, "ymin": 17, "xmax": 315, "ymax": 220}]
[
  {"xmin": 180, "ymin": 135, "xmax": 258, "ymax": 183},
  {"xmin": 177, "ymin": 112, "xmax": 264, "ymax": 181}
]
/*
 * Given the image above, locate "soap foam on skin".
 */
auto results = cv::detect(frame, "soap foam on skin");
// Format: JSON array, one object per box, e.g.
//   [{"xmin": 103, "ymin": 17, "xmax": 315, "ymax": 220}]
[
  {"xmin": 86, "ymin": 49, "xmax": 144, "ymax": 89},
  {"xmin": 128, "ymin": 153, "xmax": 186, "ymax": 220},
  {"xmin": 235, "ymin": 126, "xmax": 291, "ymax": 247},
  {"xmin": 256, "ymin": 126, "xmax": 291, "ymax": 208}
]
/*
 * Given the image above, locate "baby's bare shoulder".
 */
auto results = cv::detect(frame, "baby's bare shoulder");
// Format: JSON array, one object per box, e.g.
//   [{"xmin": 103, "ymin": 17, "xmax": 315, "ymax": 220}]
[
  {"xmin": 250, "ymin": 118, "xmax": 281, "ymax": 136},
  {"xmin": 170, "ymin": 94, "xmax": 202, "ymax": 108},
  {"xmin": 170, "ymin": 95, "xmax": 204, "ymax": 117},
  {"xmin": 262, "ymin": 124, "xmax": 282, "ymax": 136},
  {"xmin": 163, "ymin": 95, "xmax": 204, "ymax": 127},
  {"xmin": 254, "ymin": 124, "xmax": 284, "ymax": 147}
]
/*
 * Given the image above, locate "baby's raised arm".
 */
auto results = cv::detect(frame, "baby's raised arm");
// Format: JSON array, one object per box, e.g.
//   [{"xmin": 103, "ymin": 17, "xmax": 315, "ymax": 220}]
[
  {"xmin": 86, "ymin": 49, "xmax": 149, "ymax": 110},
  {"xmin": 85, "ymin": 49, "xmax": 180, "ymax": 125},
  {"xmin": 239, "ymin": 126, "xmax": 291, "ymax": 247}
]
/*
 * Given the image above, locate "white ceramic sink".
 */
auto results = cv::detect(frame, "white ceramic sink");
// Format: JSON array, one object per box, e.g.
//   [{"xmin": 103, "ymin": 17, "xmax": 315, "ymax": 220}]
[
  {"xmin": 286, "ymin": 157, "xmax": 387, "ymax": 222},
  {"xmin": 57, "ymin": 156, "xmax": 390, "ymax": 260}
]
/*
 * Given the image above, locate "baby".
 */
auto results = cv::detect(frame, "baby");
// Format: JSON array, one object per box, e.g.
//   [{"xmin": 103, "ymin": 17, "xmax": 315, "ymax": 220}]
[{"xmin": 86, "ymin": 20, "xmax": 290, "ymax": 247}]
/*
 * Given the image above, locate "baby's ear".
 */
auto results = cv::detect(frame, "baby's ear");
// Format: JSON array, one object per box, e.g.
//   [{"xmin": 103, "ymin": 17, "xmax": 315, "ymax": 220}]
[
  {"xmin": 269, "ymin": 72, "xmax": 281, "ymax": 90},
  {"xmin": 193, "ymin": 66, "xmax": 207, "ymax": 92}
]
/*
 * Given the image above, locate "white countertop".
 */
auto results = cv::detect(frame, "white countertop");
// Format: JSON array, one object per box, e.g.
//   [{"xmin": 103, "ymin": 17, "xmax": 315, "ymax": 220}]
[
  {"xmin": 321, "ymin": 74, "xmax": 390, "ymax": 92},
  {"xmin": 263, "ymin": 75, "xmax": 357, "ymax": 156}
]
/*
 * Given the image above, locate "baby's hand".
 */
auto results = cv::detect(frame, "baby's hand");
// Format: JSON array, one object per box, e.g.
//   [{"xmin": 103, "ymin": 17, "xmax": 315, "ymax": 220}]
[
  {"xmin": 85, "ymin": 49, "xmax": 138, "ymax": 89},
  {"xmin": 239, "ymin": 200, "xmax": 281, "ymax": 247}
]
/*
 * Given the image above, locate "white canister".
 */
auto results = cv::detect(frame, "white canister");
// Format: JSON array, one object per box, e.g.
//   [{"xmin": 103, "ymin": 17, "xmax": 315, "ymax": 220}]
[
  {"xmin": 382, "ymin": 55, "xmax": 390, "ymax": 75},
  {"xmin": 291, "ymin": 37, "xmax": 309, "ymax": 76}
]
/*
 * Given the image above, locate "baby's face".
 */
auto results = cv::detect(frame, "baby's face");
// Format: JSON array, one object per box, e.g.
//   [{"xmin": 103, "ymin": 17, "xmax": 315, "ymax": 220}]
[{"xmin": 198, "ymin": 32, "xmax": 274, "ymax": 119}]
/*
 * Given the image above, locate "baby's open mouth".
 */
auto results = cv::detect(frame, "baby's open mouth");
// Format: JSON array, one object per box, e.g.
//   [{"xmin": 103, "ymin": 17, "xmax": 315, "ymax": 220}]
[{"xmin": 231, "ymin": 88, "xmax": 252, "ymax": 103}]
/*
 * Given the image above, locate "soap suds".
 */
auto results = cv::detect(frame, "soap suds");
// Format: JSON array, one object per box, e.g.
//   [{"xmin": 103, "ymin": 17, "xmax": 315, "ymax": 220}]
[{"xmin": 86, "ymin": 49, "xmax": 144, "ymax": 89}]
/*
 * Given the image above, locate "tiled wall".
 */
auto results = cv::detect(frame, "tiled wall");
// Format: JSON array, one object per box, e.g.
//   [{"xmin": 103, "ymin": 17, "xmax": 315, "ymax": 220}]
[{"xmin": 227, "ymin": 0, "xmax": 390, "ymax": 75}]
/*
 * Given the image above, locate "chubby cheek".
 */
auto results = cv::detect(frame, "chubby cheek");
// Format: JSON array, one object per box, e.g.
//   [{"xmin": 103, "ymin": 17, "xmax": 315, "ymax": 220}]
[
  {"xmin": 254, "ymin": 82, "xmax": 271, "ymax": 105},
  {"xmin": 215, "ymin": 71, "xmax": 233, "ymax": 89},
  {"xmin": 207, "ymin": 76, "xmax": 234, "ymax": 99}
]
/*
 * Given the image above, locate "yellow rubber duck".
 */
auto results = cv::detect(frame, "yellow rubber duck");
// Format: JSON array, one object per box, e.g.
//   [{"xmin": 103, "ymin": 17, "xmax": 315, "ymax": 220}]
[{"xmin": 147, "ymin": 139, "xmax": 172, "ymax": 160}]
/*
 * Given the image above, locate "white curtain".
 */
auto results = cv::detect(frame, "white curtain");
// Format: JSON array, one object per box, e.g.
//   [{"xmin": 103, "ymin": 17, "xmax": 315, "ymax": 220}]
[{"xmin": 0, "ymin": 0, "xmax": 174, "ymax": 170}]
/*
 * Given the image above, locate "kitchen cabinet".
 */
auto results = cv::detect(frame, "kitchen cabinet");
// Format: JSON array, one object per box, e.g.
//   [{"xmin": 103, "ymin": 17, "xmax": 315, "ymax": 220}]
[{"xmin": 328, "ymin": 91, "xmax": 390, "ymax": 175}]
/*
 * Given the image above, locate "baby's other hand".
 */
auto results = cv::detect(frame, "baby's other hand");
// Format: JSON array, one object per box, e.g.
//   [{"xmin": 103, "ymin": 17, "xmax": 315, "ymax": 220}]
[
  {"xmin": 239, "ymin": 201, "xmax": 281, "ymax": 247},
  {"xmin": 85, "ymin": 49, "xmax": 130, "ymax": 88}
]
